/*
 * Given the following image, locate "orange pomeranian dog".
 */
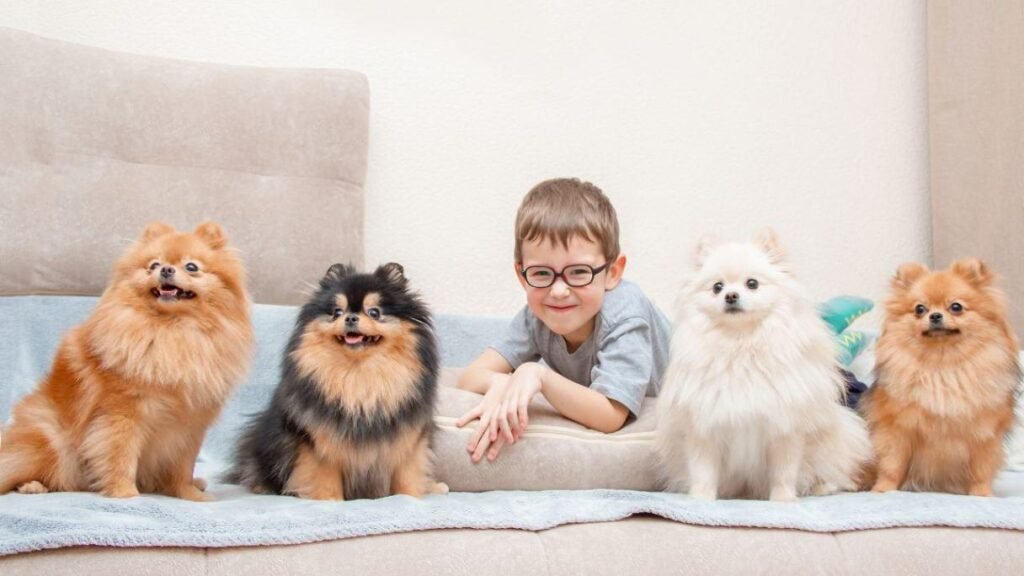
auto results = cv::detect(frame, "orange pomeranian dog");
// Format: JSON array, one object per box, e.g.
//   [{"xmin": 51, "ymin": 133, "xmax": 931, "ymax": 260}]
[
  {"xmin": 862, "ymin": 259, "xmax": 1020, "ymax": 496},
  {"xmin": 0, "ymin": 222, "xmax": 252, "ymax": 500}
]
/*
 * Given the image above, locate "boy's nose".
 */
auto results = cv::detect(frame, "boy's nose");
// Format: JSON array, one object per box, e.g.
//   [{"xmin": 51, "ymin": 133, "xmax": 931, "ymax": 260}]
[{"xmin": 549, "ymin": 277, "xmax": 571, "ymax": 295}]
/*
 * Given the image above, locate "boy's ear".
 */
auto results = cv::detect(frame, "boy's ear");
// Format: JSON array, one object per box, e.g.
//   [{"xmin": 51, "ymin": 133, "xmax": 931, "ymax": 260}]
[
  {"xmin": 604, "ymin": 254, "xmax": 626, "ymax": 290},
  {"xmin": 514, "ymin": 262, "xmax": 529, "ymax": 290}
]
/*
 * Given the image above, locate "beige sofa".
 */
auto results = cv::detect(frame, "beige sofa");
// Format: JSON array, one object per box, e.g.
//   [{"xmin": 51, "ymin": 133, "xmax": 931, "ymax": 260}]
[{"xmin": 3, "ymin": 27, "xmax": 1024, "ymax": 575}]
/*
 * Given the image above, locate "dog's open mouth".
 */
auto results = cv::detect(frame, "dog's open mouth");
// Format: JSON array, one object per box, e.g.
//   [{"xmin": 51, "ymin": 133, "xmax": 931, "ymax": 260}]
[
  {"xmin": 923, "ymin": 327, "xmax": 961, "ymax": 337},
  {"xmin": 336, "ymin": 331, "xmax": 382, "ymax": 347},
  {"xmin": 151, "ymin": 284, "xmax": 196, "ymax": 301}
]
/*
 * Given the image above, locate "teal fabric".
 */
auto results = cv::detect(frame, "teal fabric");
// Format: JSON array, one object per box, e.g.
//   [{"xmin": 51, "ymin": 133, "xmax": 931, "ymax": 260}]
[
  {"xmin": 835, "ymin": 330, "xmax": 874, "ymax": 367},
  {"xmin": 819, "ymin": 295, "xmax": 874, "ymax": 335},
  {"xmin": 817, "ymin": 295, "xmax": 875, "ymax": 366}
]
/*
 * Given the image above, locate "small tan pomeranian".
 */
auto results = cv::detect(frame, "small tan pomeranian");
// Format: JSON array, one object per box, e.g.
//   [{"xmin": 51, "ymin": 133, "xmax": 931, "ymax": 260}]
[
  {"xmin": 0, "ymin": 222, "xmax": 252, "ymax": 500},
  {"xmin": 227, "ymin": 263, "xmax": 447, "ymax": 500},
  {"xmin": 656, "ymin": 229, "xmax": 872, "ymax": 501},
  {"xmin": 862, "ymin": 259, "xmax": 1020, "ymax": 496}
]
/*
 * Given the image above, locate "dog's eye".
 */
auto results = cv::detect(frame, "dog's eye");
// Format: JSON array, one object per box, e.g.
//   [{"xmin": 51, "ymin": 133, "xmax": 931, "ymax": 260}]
[
  {"xmin": 149, "ymin": 262, "xmax": 160, "ymax": 271},
  {"xmin": 332, "ymin": 308, "xmax": 344, "ymax": 319},
  {"xmin": 914, "ymin": 304, "xmax": 927, "ymax": 316},
  {"xmin": 712, "ymin": 282, "xmax": 724, "ymax": 294},
  {"xmin": 184, "ymin": 263, "xmax": 199, "ymax": 273},
  {"xmin": 366, "ymin": 307, "xmax": 382, "ymax": 320},
  {"xmin": 745, "ymin": 279, "xmax": 759, "ymax": 290},
  {"xmin": 949, "ymin": 302, "xmax": 964, "ymax": 314}
]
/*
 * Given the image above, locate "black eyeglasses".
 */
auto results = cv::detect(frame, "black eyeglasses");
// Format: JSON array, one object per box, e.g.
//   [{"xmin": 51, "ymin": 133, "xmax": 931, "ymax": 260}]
[{"xmin": 520, "ymin": 263, "xmax": 610, "ymax": 288}]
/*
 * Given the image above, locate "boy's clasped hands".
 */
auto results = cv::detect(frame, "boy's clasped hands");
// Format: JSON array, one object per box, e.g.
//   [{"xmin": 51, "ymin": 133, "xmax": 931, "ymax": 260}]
[{"xmin": 455, "ymin": 363, "xmax": 546, "ymax": 462}]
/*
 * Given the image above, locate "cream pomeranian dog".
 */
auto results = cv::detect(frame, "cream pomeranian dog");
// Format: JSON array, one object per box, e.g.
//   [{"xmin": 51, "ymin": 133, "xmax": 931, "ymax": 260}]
[{"xmin": 656, "ymin": 229, "xmax": 872, "ymax": 501}]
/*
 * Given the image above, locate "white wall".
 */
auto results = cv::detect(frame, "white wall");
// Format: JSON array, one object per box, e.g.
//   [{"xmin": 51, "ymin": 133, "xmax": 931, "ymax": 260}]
[{"xmin": 1, "ymin": 1, "xmax": 929, "ymax": 321}]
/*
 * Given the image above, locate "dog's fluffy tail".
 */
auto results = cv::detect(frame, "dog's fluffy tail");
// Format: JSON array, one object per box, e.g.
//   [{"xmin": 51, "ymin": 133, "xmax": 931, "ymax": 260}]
[
  {"xmin": 805, "ymin": 406, "xmax": 874, "ymax": 493},
  {"xmin": 0, "ymin": 427, "xmax": 55, "ymax": 494}
]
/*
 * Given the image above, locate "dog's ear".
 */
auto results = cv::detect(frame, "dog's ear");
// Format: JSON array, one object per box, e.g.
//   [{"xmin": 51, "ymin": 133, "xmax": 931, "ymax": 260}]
[
  {"xmin": 694, "ymin": 235, "xmax": 720, "ymax": 267},
  {"xmin": 754, "ymin": 227, "xmax": 786, "ymax": 264},
  {"xmin": 320, "ymin": 263, "xmax": 352, "ymax": 288},
  {"xmin": 194, "ymin": 221, "xmax": 227, "ymax": 250},
  {"xmin": 375, "ymin": 262, "xmax": 408, "ymax": 286},
  {"xmin": 892, "ymin": 262, "xmax": 929, "ymax": 292},
  {"xmin": 139, "ymin": 222, "xmax": 175, "ymax": 243},
  {"xmin": 951, "ymin": 258, "xmax": 994, "ymax": 288}
]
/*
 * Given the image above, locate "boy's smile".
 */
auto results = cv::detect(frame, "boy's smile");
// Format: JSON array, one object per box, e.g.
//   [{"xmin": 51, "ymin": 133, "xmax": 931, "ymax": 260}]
[{"xmin": 517, "ymin": 236, "xmax": 625, "ymax": 351}]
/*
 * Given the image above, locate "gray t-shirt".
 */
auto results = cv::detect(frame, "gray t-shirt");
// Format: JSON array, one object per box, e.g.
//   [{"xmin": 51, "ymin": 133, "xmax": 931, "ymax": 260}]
[{"xmin": 491, "ymin": 280, "xmax": 672, "ymax": 418}]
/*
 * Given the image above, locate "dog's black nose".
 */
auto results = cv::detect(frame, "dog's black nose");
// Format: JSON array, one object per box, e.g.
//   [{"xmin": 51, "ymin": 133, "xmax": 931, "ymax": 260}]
[
  {"xmin": 345, "ymin": 314, "xmax": 359, "ymax": 325},
  {"xmin": 929, "ymin": 312, "xmax": 943, "ymax": 324},
  {"xmin": 724, "ymin": 292, "xmax": 739, "ymax": 304},
  {"xmin": 160, "ymin": 266, "xmax": 175, "ymax": 278}
]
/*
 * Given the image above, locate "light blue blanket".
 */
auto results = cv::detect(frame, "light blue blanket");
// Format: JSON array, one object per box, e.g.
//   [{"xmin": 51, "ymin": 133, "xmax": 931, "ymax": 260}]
[{"xmin": 2, "ymin": 296, "xmax": 1024, "ymax": 557}]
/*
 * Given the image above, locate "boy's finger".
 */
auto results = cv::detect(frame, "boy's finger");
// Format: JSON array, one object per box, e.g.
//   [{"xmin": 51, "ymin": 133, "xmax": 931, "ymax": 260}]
[
  {"xmin": 518, "ymin": 396, "xmax": 530, "ymax": 429},
  {"xmin": 455, "ymin": 404, "xmax": 483, "ymax": 428},
  {"xmin": 471, "ymin": 432, "xmax": 492, "ymax": 463},
  {"xmin": 507, "ymin": 406, "xmax": 520, "ymax": 442},
  {"xmin": 467, "ymin": 413, "xmax": 491, "ymax": 452},
  {"xmin": 498, "ymin": 396, "xmax": 515, "ymax": 443},
  {"xmin": 487, "ymin": 436, "xmax": 506, "ymax": 462},
  {"xmin": 466, "ymin": 424, "xmax": 484, "ymax": 453},
  {"xmin": 488, "ymin": 411, "xmax": 499, "ymax": 442}
]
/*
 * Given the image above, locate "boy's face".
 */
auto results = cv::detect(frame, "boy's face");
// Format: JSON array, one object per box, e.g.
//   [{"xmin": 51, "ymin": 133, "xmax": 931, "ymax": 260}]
[{"xmin": 516, "ymin": 235, "xmax": 625, "ymax": 349}]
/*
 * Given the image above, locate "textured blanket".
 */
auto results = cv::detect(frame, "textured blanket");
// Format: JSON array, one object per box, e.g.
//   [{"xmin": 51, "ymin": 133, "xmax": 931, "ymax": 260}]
[{"xmin": 3, "ymin": 296, "xmax": 1024, "ymax": 557}]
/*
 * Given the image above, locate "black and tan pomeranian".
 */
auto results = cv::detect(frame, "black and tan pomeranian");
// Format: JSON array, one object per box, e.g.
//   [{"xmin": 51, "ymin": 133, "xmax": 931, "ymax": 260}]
[{"xmin": 227, "ymin": 262, "xmax": 447, "ymax": 500}]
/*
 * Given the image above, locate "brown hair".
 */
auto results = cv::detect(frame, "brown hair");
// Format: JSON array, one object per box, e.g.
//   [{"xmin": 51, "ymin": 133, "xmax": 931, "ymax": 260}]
[{"xmin": 514, "ymin": 178, "xmax": 620, "ymax": 263}]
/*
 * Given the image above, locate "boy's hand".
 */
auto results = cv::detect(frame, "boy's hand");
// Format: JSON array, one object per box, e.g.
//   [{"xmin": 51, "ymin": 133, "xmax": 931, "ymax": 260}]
[
  {"xmin": 455, "ymin": 373, "xmax": 510, "ymax": 462},
  {"xmin": 498, "ymin": 362, "xmax": 545, "ymax": 445},
  {"xmin": 454, "ymin": 364, "xmax": 546, "ymax": 462}
]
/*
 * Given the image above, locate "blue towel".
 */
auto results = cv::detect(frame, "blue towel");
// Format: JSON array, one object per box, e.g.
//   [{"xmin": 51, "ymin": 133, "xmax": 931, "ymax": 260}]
[{"xmin": 3, "ymin": 295, "xmax": 1024, "ymax": 558}]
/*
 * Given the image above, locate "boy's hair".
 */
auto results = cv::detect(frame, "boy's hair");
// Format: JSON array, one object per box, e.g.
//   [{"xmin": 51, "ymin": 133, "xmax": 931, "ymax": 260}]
[{"xmin": 514, "ymin": 178, "xmax": 620, "ymax": 263}]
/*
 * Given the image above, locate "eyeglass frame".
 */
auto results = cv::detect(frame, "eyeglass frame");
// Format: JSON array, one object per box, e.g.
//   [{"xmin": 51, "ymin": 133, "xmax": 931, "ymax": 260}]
[{"xmin": 518, "ymin": 262, "xmax": 611, "ymax": 289}]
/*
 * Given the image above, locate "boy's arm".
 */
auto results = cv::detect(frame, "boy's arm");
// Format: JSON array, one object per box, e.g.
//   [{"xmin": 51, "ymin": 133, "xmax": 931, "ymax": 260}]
[
  {"xmin": 531, "ymin": 364, "xmax": 630, "ymax": 433},
  {"xmin": 456, "ymin": 348, "xmax": 513, "ymax": 394},
  {"xmin": 584, "ymin": 316, "xmax": 656, "ymax": 427}
]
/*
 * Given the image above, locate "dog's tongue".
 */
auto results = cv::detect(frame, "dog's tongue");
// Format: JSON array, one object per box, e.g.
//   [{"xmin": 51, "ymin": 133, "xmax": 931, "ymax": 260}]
[
  {"xmin": 344, "ymin": 334, "xmax": 365, "ymax": 345},
  {"xmin": 159, "ymin": 286, "xmax": 178, "ymax": 297}
]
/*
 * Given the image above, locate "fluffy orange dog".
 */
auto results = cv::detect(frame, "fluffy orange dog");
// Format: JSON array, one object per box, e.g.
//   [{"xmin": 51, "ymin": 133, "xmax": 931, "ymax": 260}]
[
  {"xmin": 0, "ymin": 222, "xmax": 252, "ymax": 500},
  {"xmin": 863, "ymin": 259, "xmax": 1020, "ymax": 496}
]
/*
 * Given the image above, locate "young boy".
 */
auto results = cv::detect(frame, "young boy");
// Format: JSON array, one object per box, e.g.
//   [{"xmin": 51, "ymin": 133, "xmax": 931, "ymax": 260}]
[{"xmin": 455, "ymin": 178, "xmax": 672, "ymax": 462}]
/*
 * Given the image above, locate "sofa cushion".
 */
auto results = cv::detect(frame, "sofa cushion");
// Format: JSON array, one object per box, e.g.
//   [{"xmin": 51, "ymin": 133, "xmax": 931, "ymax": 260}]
[
  {"xmin": 433, "ymin": 369, "xmax": 660, "ymax": 491},
  {"xmin": 0, "ymin": 27, "xmax": 367, "ymax": 305}
]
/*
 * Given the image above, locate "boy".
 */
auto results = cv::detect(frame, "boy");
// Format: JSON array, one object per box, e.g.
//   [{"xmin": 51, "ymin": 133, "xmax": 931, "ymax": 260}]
[{"xmin": 455, "ymin": 178, "xmax": 672, "ymax": 462}]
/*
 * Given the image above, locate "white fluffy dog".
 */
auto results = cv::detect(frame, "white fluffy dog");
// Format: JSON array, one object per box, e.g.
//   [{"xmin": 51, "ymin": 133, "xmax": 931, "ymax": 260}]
[{"xmin": 656, "ymin": 229, "xmax": 872, "ymax": 501}]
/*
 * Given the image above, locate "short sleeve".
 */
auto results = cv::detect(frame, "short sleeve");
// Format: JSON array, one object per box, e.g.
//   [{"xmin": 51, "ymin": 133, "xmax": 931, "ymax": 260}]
[
  {"xmin": 489, "ymin": 307, "xmax": 541, "ymax": 369},
  {"xmin": 588, "ymin": 317, "xmax": 654, "ymax": 419}
]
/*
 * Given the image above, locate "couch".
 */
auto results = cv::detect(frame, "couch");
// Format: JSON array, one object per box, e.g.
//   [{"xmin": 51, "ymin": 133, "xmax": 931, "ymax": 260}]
[{"xmin": 3, "ymin": 27, "xmax": 1024, "ymax": 575}]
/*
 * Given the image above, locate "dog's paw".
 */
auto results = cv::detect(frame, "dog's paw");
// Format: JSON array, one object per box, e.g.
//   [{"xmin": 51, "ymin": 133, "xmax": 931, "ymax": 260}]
[
  {"xmin": 103, "ymin": 485, "xmax": 141, "ymax": 499},
  {"xmin": 810, "ymin": 481, "xmax": 838, "ymax": 496},
  {"xmin": 769, "ymin": 486, "xmax": 798, "ymax": 502},
  {"xmin": 174, "ymin": 484, "xmax": 213, "ymax": 502},
  {"xmin": 968, "ymin": 484, "xmax": 994, "ymax": 497},
  {"xmin": 16, "ymin": 481, "xmax": 50, "ymax": 494},
  {"xmin": 688, "ymin": 488, "xmax": 717, "ymax": 501},
  {"xmin": 871, "ymin": 480, "xmax": 899, "ymax": 493}
]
